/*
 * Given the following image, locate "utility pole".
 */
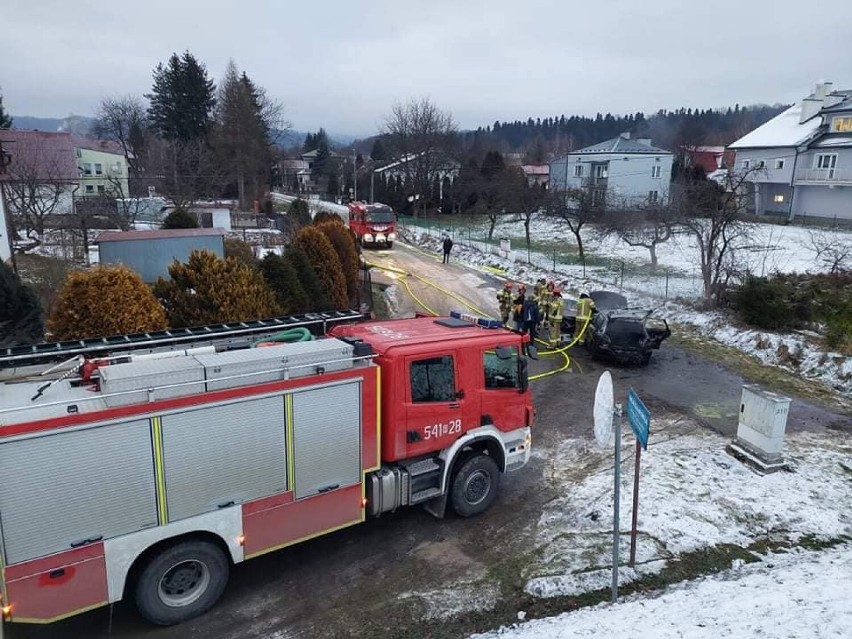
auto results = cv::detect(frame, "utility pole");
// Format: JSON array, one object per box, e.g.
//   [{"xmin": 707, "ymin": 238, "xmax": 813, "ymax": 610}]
[{"xmin": 353, "ymin": 154, "xmax": 357, "ymax": 202}]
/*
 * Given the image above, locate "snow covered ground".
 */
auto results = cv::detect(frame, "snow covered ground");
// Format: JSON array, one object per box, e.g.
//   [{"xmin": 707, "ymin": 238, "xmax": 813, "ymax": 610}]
[
  {"xmin": 467, "ymin": 412, "xmax": 852, "ymax": 637},
  {"xmin": 473, "ymin": 543, "xmax": 852, "ymax": 639},
  {"xmin": 400, "ymin": 218, "xmax": 852, "ymax": 396}
]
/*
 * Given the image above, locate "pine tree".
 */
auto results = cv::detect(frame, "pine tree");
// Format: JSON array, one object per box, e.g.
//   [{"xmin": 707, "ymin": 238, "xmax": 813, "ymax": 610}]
[
  {"xmin": 146, "ymin": 51, "xmax": 216, "ymax": 142},
  {"xmin": 0, "ymin": 262, "xmax": 43, "ymax": 346},
  {"xmin": 0, "ymin": 90, "xmax": 13, "ymax": 129},
  {"xmin": 370, "ymin": 138, "xmax": 386, "ymax": 161},
  {"xmin": 259, "ymin": 253, "xmax": 309, "ymax": 313},
  {"xmin": 288, "ymin": 198, "xmax": 311, "ymax": 227},
  {"xmin": 47, "ymin": 266, "xmax": 167, "ymax": 341},
  {"xmin": 285, "ymin": 246, "xmax": 329, "ymax": 311},
  {"xmin": 153, "ymin": 250, "xmax": 280, "ymax": 327},
  {"xmin": 161, "ymin": 207, "xmax": 199, "ymax": 229},
  {"xmin": 293, "ymin": 227, "xmax": 348, "ymax": 309}
]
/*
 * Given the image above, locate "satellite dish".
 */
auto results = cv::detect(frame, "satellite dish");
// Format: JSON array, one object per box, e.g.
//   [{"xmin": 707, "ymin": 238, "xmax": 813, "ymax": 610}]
[{"xmin": 594, "ymin": 371, "xmax": 614, "ymax": 447}]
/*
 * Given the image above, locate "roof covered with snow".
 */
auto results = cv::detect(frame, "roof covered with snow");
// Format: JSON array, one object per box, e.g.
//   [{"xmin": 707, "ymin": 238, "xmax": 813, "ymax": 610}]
[
  {"xmin": 569, "ymin": 136, "xmax": 671, "ymax": 156},
  {"xmin": 728, "ymin": 104, "xmax": 822, "ymax": 149}
]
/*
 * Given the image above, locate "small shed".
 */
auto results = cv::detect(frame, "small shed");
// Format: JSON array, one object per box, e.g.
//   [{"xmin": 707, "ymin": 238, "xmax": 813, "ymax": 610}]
[{"xmin": 97, "ymin": 228, "xmax": 226, "ymax": 282}]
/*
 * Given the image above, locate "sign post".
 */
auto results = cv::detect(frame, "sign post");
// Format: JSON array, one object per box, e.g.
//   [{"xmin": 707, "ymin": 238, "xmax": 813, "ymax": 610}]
[
  {"xmin": 626, "ymin": 388, "xmax": 650, "ymax": 567},
  {"xmin": 612, "ymin": 402, "xmax": 622, "ymax": 602}
]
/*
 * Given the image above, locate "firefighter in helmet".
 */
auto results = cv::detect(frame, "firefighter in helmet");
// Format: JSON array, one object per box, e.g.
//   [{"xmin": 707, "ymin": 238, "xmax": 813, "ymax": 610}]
[
  {"xmin": 549, "ymin": 287, "xmax": 565, "ymax": 346},
  {"xmin": 533, "ymin": 278, "xmax": 546, "ymax": 304},
  {"xmin": 574, "ymin": 289, "xmax": 596, "ymax": 343},
  {"xmin": 512, "ymin": 285, "xmax": 527, "ymax": 331},
  {"xmin": 538, "ymin": 280, "xmax": 553, "ymax": 336},
  {"xmin": 497, "ymin": 281, "xmax": 514, "ymax": 326}
]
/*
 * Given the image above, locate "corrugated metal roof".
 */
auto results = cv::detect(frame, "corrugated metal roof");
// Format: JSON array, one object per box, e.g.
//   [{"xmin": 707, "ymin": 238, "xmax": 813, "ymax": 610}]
[
  {"xmin": 97, "ymin": 228, "xmax": 227, "ymax": 243},
  {"xmin": 571, "ymin": 136, "xmax": 671, "ymax": 155}
]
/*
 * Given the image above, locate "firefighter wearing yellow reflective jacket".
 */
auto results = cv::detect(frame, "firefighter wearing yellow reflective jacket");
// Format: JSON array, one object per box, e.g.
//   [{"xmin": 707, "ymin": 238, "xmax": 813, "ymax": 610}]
[
  {"xmin": 574, "ymin": 291, "xmax": 596, "ymax": 343},
  {"xmin": 549, "ymin": 288, "xmax": 565, "ymax": 346},
  {"xmin": 538, "ymin": 282, "xmax": 553, "ymax": 334},
  {"xmin": 497, "ymin": 282, "xmax": 514, "ymax": 326}
]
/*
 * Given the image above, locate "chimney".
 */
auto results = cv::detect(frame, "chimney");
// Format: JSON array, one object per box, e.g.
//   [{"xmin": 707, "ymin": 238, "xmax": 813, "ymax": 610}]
[
  {"xmin": 799, "ymin": 80, "xmax": 831, "ymax": 123},
  {"xmin": 620, "ymin": 131, "xmax": 631, "ymax": 139}
]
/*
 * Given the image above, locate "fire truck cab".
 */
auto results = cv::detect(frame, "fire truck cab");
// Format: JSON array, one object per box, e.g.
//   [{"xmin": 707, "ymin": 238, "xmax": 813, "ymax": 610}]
[
  {"xmin": 348, "ymin": 201, "xmax": 396, "ymax": 248},
  {"xmin": 0, "ymin": 313, "xmax": 532, "ymax": 629}
]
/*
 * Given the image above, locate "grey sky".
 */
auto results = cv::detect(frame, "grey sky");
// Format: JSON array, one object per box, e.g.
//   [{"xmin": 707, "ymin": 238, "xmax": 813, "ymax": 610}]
[{"xmin": 2, "ymin": 0, "xmax": 850, "ymax": 137}]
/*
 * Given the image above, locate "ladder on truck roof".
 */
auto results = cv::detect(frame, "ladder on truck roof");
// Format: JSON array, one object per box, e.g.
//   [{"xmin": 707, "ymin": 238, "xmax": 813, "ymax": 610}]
[{"xmin": 0, "ymin": 309, "xmax": 364, "ymax": 370}]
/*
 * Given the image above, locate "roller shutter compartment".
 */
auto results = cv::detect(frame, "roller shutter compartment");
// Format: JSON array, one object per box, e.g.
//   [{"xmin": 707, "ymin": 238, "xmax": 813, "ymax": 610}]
[
  {"xmin": 161, "ymin": 396, "xmax": 288, "ymax": 521},
  {"xmin": 292, "ymin": 382, "xmax": 362, "ymax": 499},
  {"xmin": 0, "ymin": 420, "xmax": 157, "ymax": 565}
]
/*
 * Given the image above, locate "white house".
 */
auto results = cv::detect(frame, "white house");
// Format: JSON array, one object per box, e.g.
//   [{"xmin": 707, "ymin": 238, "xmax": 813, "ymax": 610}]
[
  {"xmin": 729, "ymin": 81, "xmax": 852, "ymax": 221},
  {"xmin": 549, "ymin": 133, "xmax": 673, "ymax": 207}
]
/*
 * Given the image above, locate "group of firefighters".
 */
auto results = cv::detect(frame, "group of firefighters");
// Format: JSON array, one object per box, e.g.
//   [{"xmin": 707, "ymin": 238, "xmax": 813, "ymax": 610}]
[{"xmin": 496, "ymin": 278, "xmax": 596, "ymax": 354}]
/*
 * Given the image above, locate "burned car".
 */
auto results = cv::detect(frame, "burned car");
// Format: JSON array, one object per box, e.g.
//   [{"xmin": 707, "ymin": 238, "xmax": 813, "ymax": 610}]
[{"xmin": 562, "ymin": 291, "xmax": 671, "ymax": 365}]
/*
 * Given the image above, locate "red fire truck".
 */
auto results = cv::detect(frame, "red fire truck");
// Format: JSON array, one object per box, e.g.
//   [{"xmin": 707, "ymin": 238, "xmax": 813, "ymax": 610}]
[
  {"xmin": 0, "ymin": 311, "xmax": 532, "ymax": 629},
  {"xmin": 348, "ymin": 201, "xmax": 397, "ymax": 248}
]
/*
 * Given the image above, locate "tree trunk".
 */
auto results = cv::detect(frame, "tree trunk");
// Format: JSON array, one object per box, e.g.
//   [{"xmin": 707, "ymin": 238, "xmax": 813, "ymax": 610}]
[
  {"xmin": 649, "ymin": 244, "xmax": 658, "ymax": 270},
  {"xmin": 488, "ymin": 214, "xmax": 497, "ymax": 241},
  {"xmin": 574, "ymin": 229, "xmax": 584, "ymax": 260}
]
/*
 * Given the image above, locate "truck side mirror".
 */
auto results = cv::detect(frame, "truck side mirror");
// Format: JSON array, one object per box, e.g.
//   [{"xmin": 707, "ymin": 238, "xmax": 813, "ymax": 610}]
[
  {"xmin": 518, "ymin": 357, "xmax": 529, "ymax": 393},
  {"xmin": 494, "ymin": 346, "xmax": 514, "ymax": 360}
]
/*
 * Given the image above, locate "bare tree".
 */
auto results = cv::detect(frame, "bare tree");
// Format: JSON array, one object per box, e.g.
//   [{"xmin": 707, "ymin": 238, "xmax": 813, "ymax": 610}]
[
  {"xmin": 381, "ymin": 98, "xmax": 457, "ymax": 217},
  {"xmin": 808, "ymin": 230, "xmax": 852, "ymax": 275},
  {"xmin": 93, "ymin": 95, "xmax": 149, "ymax": 177},
  {"xmin": 674, "ymin": 167, "xmax": 762, "ymax": 303},
  {"xmin": 544, "ymin": 187, "xmax": 605, "ymax": 261},
  {"xmin": 146, "ymin": 137, "xmax": 229, "ymax": 208},
  {"xmin": 2, "ymin": 136, "xmax": 76, "ymax": 244},
  {"xmin": 603, "ymin": 201, "xmax": 676, "ymax": 270}
]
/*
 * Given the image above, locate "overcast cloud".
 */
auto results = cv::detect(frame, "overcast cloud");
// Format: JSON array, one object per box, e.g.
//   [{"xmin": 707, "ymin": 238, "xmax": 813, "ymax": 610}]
[{"xmin": 2, "ymin": 0, "xmax": 850, "ymax": 136}]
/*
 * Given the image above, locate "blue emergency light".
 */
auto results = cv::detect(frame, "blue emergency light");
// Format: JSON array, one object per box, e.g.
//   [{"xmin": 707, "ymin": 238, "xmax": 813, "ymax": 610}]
[{"xmin": 449, "ymin": 311, "xmax": 503, "ymax": 329}]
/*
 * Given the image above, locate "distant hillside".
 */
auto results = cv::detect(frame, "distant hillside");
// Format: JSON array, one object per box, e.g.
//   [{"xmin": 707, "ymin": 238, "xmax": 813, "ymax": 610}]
[
  {"xmin": 465, "ymin": 104, "xmax": 790, "ymax": 159},
  {"xmin": 11, "ymin": 115, "xmax": 95, "ymax": 135}
]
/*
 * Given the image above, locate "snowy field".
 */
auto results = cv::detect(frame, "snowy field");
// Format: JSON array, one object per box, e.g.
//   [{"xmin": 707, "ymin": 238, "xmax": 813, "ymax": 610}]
[
  {"xmin": 401, "ymin": 218, "xmax": 852, "ymax": 396},
  {"xmin": 465, "ymin": 412, "xmax": 852, "ymax": 637},
  {"xmin": 473, "ymin": 544, "xmax": 852, "ymax": 638}
]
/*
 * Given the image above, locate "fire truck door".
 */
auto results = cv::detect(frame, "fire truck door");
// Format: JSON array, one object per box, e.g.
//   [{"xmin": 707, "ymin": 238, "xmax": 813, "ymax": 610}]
[
  {"xmin": 481, "ymin": 345, "xmax": 527, "ymax": 430},
  {"xmin": 404, "ymin": 354, "xmax": 479, "ymax": 456}
]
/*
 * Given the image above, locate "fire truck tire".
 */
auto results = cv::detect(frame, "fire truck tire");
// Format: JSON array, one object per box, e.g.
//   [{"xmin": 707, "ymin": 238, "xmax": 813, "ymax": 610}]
[
  {"xmin": 450, "ymin": 454, "xmax": 500, "ymax": 517},
  {"xmin": 134, "ymin": 540, "xmax": 230, "ymax": 626},
  {"xmin": 386, "ymin": 241, "xmax": 393, "ymax": 249}
]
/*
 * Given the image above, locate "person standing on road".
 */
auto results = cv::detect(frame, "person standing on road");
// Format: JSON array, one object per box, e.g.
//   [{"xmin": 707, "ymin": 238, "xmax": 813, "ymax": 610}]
[
  {"xmin": 441, "ymin": 235, "xmax": 454, "ymax": 264},
  {"xmin": 548, "ymin": 288, "xmax": 565, "ymax": 347},
  {"xmin": 521, "ymin": 295, "xmax": 541, "ymax": 359},
  {"xmin": 497, "ymin": 282, "xmax": 514, "ymax": 326},
  {"xmin": 512, "ymin": 285, "xmax": 526, "ymax": 331}
]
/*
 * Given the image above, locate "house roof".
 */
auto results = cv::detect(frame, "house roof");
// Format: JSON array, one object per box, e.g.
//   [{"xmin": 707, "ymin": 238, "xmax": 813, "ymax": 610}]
[
  {"xmin": 97, "ymin": 228, "xmax": 227, "ymax": 243},
  {"xmin": 71, "ymin": 136, "xmax": 125, "ymax": 156},
  {"xmin": 0, "ymin": 130, "xmax": 78, "ymax": 181},
  {"xmin": 570, "ymin": 136, "xmax": 671, "ymax": 155},
  {"xmin": 817, "ymin": 91, "xmax": 852, "ymax": 113},
  {"xmin": 728, "ymin": 104, "xmax": 822, "ymax": 149},
  {"xmin": 521, "ymin": 165, "xmax": 549, "ymax": 176}
]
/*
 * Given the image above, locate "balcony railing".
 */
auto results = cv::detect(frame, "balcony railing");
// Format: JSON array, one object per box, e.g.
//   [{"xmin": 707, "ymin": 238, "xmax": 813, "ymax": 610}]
[
  {"xmin": 582, "ymin": 177, "xmax": 608, "ymax": 188},
  {"xmin": 794, "ymin": 168, "xmax": 852, "ymax": 185}
]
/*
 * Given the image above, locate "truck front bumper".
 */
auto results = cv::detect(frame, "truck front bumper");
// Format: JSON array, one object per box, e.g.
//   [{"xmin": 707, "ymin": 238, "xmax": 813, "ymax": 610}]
[{"xmin": 503, "ymin": 426, "xmax": 532, "ymax": 472}]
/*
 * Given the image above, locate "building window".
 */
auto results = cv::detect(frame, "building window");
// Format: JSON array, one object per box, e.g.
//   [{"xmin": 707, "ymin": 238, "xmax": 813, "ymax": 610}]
[
  {"xmin": 85, "ymin": 184, "xmax": 94, "ymax": 194},
  {"xmin": 742, "ymin": 159, "xmax": 751, "ymax": 169},
  {"xmin": 651, "ymin": 165, "xmax": 661, "ymax": 179},
  {"xmin": 816, "ymin": 154, "xmax": 837, "ymax": 169},
  {"xmin": 773, "ymin": 194, "xmax": 785, "ymax": 203},
  {"xmin": 82, "ymin": 163, "xmax": 92, "ymax": 175},
  {"xmin": 97, "ymin": 185, "xmax": 106, "ymax": 194},
  {"xmin": 574, "ymin": 164, "xmax": 584, "ymax": 178},
  {"xmin": 775, "ymin": 159, "xmax": 785, "ymax": 170},
  {"xmin": 94, "ymin": 163, "xmax": 103, "ymax": 175},
  {"xmin": 648, "ymin": 190, "xmax": 659, "ymax": 203},
  {"xmin": 755, "ymin": 160, "xmax": 765, "ymax": 169}
]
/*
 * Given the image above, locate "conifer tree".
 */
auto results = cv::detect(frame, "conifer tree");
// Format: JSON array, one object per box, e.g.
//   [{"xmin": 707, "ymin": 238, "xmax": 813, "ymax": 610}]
[{"xmin": 0, "ymin": 262, "xmax": 43, "ymax": 346}]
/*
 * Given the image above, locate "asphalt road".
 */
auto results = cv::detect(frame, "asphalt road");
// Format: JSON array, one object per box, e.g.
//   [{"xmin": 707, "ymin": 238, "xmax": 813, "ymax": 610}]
[{"xmin": 9, "ymin": 241, "xmax": 850, "ymax": 639}]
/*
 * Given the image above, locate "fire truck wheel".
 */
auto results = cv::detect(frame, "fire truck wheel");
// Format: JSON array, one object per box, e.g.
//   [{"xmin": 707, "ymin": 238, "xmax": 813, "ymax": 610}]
[
  {"xmin": 386, "ymin": 241, "xmax": 393, "ymax": 249},
  {"xmin": 450, "ymin": 454, "xmax": 500, "ymax": 517},
  {"xmin": 135, "ymin": 540, "xmax": 230, "ymax": 626}
]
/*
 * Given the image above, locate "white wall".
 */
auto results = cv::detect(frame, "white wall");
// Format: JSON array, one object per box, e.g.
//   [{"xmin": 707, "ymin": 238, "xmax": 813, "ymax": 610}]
[{"xmin": 0, "ymin": 185, "xmax": 11, "ymax": 263}]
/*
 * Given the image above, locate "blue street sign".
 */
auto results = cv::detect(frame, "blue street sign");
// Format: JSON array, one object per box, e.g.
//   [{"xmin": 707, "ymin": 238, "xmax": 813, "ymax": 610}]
[{"xmin": 627, "ymin": 388, "xmax": 650, "ymax": 450}]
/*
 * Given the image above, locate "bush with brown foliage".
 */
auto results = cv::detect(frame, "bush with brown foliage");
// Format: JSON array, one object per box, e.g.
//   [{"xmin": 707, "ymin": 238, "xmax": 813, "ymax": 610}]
[
  {"xmin": 153, "ymin": 250, "xmax": 280, "ymax": 328},
  {"xmin": 47, "ymin": 265, "xmax": 167, "ymax": 340},
  {"xmin": 293, "ymin": 227, "xmax": 348, "ymax": 309},
  {"xmin": 224, "ymin": 237, "xmax": 256, "ymax": 267},
  {"xmin": 317, "ymin": 221, "xmax": 360, "ymax": 304},
  {"xmin": 312, "ymin": 211, "xmax": 342, "ymax": 225}
]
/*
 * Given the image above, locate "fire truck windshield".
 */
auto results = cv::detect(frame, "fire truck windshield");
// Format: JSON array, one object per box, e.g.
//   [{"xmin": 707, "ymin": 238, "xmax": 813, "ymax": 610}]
[{"xmin": 366, "ymin": 207, "xmax": 394, "ymax": 223}]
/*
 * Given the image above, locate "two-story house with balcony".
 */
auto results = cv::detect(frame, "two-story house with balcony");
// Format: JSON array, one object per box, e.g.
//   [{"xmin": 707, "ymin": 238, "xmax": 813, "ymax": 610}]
[
  {"xmin": 549, "ymin": 133, "xmax": 673, "ymax": 207},
  {"xmin": 729, "ymin": 81, "xmax": 852, "ymax": 221}
]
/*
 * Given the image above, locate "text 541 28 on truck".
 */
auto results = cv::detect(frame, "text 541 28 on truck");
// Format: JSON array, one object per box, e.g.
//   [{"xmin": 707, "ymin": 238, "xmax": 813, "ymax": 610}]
[
  {"xmin": 348, "ymin": 201, "xmax": 397, "ymax": 248},
  {"xmin": 0, "ymin": 312, "xmax": 533, "ymax": 629}
]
